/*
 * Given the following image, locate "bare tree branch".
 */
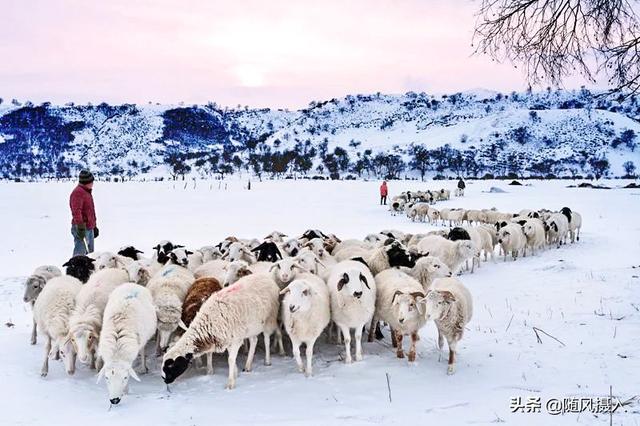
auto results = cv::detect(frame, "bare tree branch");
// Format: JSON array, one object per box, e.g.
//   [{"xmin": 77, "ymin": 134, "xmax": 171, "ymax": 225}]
[{"xmin": 473, "ymin": 0, "xmax": 640, "ymax": 95}]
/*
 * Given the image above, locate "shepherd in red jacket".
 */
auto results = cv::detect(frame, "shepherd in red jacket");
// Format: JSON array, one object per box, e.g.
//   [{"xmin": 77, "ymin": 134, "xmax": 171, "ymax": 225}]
[
  {"xmin": 380, "ymin": 181, "xmax": 388, "ymax": 205},
  {"xmin": 70, "ymin": 170, "xmax": 98, "ymax": 256}
]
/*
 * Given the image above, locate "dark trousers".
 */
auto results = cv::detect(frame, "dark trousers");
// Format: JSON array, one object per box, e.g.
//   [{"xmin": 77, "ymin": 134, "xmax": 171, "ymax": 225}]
[{"xmin": 380, "ymin": 195, "xmax": 387, "ymax": 205}]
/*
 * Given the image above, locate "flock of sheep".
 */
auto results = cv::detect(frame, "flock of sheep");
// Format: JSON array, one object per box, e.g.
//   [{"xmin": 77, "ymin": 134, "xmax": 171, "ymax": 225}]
[{"xmin": 22, "ymin": 193, "xmax": 582, "ymax": 406}]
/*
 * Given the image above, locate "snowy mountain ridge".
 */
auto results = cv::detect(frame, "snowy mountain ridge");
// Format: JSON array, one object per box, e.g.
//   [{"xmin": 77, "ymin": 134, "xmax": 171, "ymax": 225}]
[{"xmin": 0, "ymin": 88, "xmax": 639, "ymax": 179}]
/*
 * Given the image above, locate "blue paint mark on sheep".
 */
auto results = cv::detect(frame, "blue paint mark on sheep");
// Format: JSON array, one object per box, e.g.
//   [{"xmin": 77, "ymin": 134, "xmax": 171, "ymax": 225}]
[{"xmin": 162, "ymin": 267, "xmax": 174, "ymax": 277}]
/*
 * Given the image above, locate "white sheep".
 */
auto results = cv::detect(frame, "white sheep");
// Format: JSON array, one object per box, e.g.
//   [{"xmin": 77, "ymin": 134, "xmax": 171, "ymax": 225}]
[
  {"xmin": 498, "ymin": 222, "xmax": 527, "ymax": 261},
  {"xmin": 161, "ymin": 273, "xmax": 280, "ymax": 389},
  {"xmin": 327, "ymin": 260, "xmax": 376, "ymax": 363},
  {"xmin": 546, "ymin": 213, "xmax": 569, "ymax": 248},
  {"xmin": 280, "ymin": 274, "xmax": 331, "ymax": 376},
  {"xmin": 520, "ymin": 218, "xmax": 546, "ymax": 255},
  {"xmin": 221, "ymin": 241, "xmax": 257, "ymax": 264},
  {"xmin": 565, "ymin": 209, "xmax": 582, "ymax": 243},
  {"xmin": 406, "ymin": 256, "xmax": 452, "ymax": 291},
  {"xmin": 281, "ymin": 238, "xmax": 302, "ymax": 257},
  {"xmin": 126, "ymin": 259, "xmax": 160, "ymax": 286},
  {"xmin": 416, "ymin": 235, "xmax": 476, "ymax": 275},
  {"xmin": 331, "ymin": 239, "xmax": 373, "ymax": 255},
  {"xmin": 97, "ymin": 283, "xmax": 157, "ymax": 405},
  {"xmin": 165, "ymin": 247, "xmax": 203, "ymax": 272},
  {"xmin": 369, "ymin": 269, "xmax": 426, "ymax": 361},
  {"xmin": 94, "ymin": 251, "xmax": 132, "ymax": 271},
  {"xmin": 465, "ymin": 210, "xmax": 487, "ymax": 225},
  {"xmin": 147, "ymin": 264, "xmax": 195, "ymax": 351},
  {"xmin": 194, "ymin": 259, "xmax": 252, "ymax": 286},
  {"xmin": 294, "ymin": 249, "xmax": 326, "ymax": 276},
  {"xmin": 33, "ymin": 275, "xmax": 82, "ymax": 376},
  {"xmin": 250, "ymin": 257, "xmax": 307, "ymax": 290},
  {"xmin": 68, "ymin": 268, "xmax": 129, "ymax": 369},
  {"xmin": 427, "ymin": 207, "xmax": 440, "ymax": 224},
  {"xmin": 417, "ymin": 277, "xmax": 472, "ymax": 374},
  {"xmin": 23, "ymin": 265, "xmax": 62, "ymax": 345}
]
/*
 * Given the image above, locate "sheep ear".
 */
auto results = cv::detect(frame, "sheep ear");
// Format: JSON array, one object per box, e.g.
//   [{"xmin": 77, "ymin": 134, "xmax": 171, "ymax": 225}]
[
  {"xmin": 129, "ymin": 367, "xmax": 141, "ymax": 382},
  {"xmin": 62, "ymin": 260, "xmax": 70, "ymax": 267},
  {"xmin": 279, "ymin": 286, "xmax": 290, "ymax": 296},
  {"xmin": 136, "ymin": 249, "xmax": 144, "ymax": 254},
  {"xmin": 415, "ymin": 296, "xmax": 427, "ymax": 315},
  {"xmin": 292, "ymin": 262, "xmax": 306, "ymax": 271},
  {"xmin": 186, "ymin": 250, "xmax": 194, "ymax": 256},
  {"xmin": 440, "ymin": 290, "xmax": 456, "ymax": 303},
  {"xmin": 178, "ymin": 320, "xmax": 188, "ymax": 331},
  {"xmin": 48, "ymin": 343, "xmax": 59, "ymax": 359},
  {"xmin": 269, "ymin": 263, "xmax": 279, "ymax": 272},
  {"xmin": 410, "ymin": 291, "xmax": 425, "ymax": 300},
  {"xmin": 337, "ymin": 273, "xmax": 349, "ymax": 291},
  {"xmin": 359, "ymin": 273, "xmax": 370, "ymax": 289},
  {"xmin": 220, "ymin": 251, "xmax": 229, "ymax": 260},
  {"xmin": 316, "ymin": 259, "xmax": 327, "ymax": 268},
  {"xmin": 391, "ymin": 290, "xmax": 403, "ymax": 304},
  {"xmin": 96, "ymin": 365, "xmax": 106, "ymax": 384},
  {"xmin": 174, "ymin": 245, "xmax": 185, "ymax": 249}
]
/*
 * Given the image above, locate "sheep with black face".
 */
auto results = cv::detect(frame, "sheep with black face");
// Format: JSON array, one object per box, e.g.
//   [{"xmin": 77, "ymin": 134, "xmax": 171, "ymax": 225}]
[
  {"xmin": 63, "ymin": 255, "xmax": 95, "ymax": 283},
  {"xmin": 251, "ymin": 241, "xmax": 283, "ymax": 262},
  {"xmin": 162, "ymin": 274, "xmax": 279, "ymax": 389}
]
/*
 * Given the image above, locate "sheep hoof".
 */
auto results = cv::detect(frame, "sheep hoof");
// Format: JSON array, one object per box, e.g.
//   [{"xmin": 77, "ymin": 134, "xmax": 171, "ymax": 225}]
[
  {"xmin": 396, "ymin": 351, "xmax": 405, "ymax": 359},
  {"xmin": 355, "ymin": 354, "xmax": 363, "ymax": 362},
  {"xmin": 40, "ymin": 371, "xmax": 47, "ymax": 377},
  {"xmin": 31, "ymin": 338, "xmax": 37, "ymax": 345},
  {"xmin": 225, "ymin": 383, "xmax": 235, "ymax": 390},
  {"xmin": 242, "ymin": 367, "xmax": 252, "ymax": 373},
  {"xmin": 408, "ymin": 353, "xmax": 416, "ymax": 362},
  {"xmin": 447, "ymin": 365, "xmax": 455, "ymax": 375},
  {"xmin": 264, "ymin": 361, "xmax": 272, "ymax": 366}
]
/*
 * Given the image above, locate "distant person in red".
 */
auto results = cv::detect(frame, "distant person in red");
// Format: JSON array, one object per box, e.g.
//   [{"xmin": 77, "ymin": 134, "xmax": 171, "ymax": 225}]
[
  {"xmin": 380, "ymin": 180, "xmax": 388, "ymax": 205},
  {"xmin": 70, "ymin": 170, "xmax": 99, "ymax": 256}
]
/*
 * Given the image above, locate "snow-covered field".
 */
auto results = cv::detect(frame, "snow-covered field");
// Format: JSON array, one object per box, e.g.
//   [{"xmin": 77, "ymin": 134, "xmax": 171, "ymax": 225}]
[{"xmin": 1, "ymin": 178, "xmax": 639, "ymax": 425}]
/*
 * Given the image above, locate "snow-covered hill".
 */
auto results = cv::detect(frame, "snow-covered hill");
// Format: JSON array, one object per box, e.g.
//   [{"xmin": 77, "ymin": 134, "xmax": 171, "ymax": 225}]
[{"xmin": 0, "ymin": 88, "xmax": 639, "ymax": 179}]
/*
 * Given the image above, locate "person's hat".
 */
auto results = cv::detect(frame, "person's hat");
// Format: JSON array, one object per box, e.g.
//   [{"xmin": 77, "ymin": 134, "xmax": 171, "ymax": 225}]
[{"xmin": 79, "ymin": 170, "xmax": 94, "ymax": 185}]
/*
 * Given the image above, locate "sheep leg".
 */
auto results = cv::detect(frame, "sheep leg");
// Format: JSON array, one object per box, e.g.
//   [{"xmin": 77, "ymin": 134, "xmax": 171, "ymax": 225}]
[
  {"xmin": 90, "ymin": 350, "xmax": 96, "ymax": 370},
  {"xmin": 139, "ymin": 345, "xmax": 148, "ymax": 374},
  {"xmin": 291, "ymin": 340, "xmax": 303, "ymax": 373},
  {"xmin": 437, "ymin": 329, "xmax": 444, "ymax": 362},
  {"xmin": 339, "ymin": 325, "xmax": 352, "ymax": 364},
  {"xmin": 206, "ymin": 353, "xmax": 214, "ymax": 375},
  {"xmin": 243, "ymin": 336, "xmax": 258, "ymax": 372},
  {"xmin": 263, "ymin": 333, "xmax": 272, "ymax": 366},
  {"xmin": 225, "ymin": 342, "xmax": 241, "ymax": 390},
  {"xmin": 305, "ymin": 339, "xmax": 316, "ymax": 377},
  {"xmin": 31, "ymin": 317, "xmax": 37, "ymax": 345},
  {"xmin": 367, "ymin": 317, "xmax": 376, "ymax": 342},
  {"xmin": 390, "ymin": 326, "xmax": 397, "ymax": 347},
  {"xmin": 354, "ymin": 325, "xmax": 364, "ymax": 362},
  {"xmin": 275, "ymin": 326, "xmax": 285, "ymax": 356},
  {"xmin": 408, "ymin": 332, "xmax": 418, "ymax": 362},
  {"xmin": 447, "ymin": 337, "xmax": 458, "ymax": 375},
  {"xmin": 41, "ymin": 336, "xmax": 51, "ymax": 377},
  {"xmin": 395, "ymin": 330, "xmax": 404, "ymax": 359}
]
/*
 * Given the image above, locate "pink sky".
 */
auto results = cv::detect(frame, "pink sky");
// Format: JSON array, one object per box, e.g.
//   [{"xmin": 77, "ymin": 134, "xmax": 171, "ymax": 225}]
[{"xmin": 0, "ymin": 0, "xmax": 594, "ymax": 109}]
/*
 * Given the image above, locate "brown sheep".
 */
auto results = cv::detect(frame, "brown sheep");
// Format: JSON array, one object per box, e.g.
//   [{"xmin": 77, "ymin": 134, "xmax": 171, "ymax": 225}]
[
  {"xmin": 178, "ymin": 277, "xmax": 222, "ymax": 375},
  {"xmin": 181, "ymin": 277, "xmax": 223, "ymax": 327}
]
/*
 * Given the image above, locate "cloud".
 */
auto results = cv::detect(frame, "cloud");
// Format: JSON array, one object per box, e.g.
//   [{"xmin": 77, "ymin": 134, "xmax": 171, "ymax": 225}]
[{"xmin": 0, "ymin": 0, "xmax": 595, "ymax": 108}]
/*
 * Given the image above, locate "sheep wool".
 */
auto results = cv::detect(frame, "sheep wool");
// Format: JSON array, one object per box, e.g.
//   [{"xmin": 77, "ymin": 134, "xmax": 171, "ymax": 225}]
[
  {"xmin": 97, "ymin": 283, "xmax": 157, "ymax": 405},
  {"xmin": 162, "ymin": 273, "xmax": 280, "ymax": 389},
  {"xmin": 280, "ymin": 273, "xmax": 330, "ymax": 376},
  {"xmin": 327, "ymin": 260, "xmax": 376, "ymax": 363},
  {"xmin": 33, "ymin": 275, "xmax": 83, "ymax": 376}
]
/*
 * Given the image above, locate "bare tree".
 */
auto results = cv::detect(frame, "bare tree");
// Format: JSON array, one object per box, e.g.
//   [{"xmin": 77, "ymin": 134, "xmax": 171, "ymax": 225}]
[{"xmin": 473, "ymin": 0, "xmax": 640, "ymax": 95}]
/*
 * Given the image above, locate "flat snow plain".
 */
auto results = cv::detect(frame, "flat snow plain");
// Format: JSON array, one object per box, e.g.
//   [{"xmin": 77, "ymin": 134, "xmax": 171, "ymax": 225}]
[{"xmin": 0, "ymin": 178, "xmax": 638, "ymax": 426}]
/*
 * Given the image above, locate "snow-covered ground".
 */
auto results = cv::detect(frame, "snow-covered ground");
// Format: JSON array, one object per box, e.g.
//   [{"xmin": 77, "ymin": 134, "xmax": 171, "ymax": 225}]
[{"xmin": 1, "ymin": 178, "xmax": 639, "ymax": 425}]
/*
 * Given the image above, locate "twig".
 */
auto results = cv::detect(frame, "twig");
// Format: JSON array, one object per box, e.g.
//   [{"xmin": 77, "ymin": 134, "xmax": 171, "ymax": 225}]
[
  {"xmin": 532, "ymin": 326, "xmax": 566, "ymax": 347},
  {"xmin": 385, "ymin": 372, "xmax": 392, "ymax": 403},
  {"xmin": 505, "ymin": 314, "xmax": 514, "ymax": 332}
]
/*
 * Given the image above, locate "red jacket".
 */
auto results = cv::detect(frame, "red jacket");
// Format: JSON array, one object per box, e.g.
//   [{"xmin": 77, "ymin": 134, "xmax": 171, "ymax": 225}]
[
  {"xmin": 380, "ymin": 183, "xmax": 388, "ymax": 196},
  {"xmin": 70, "ymin": 185, "xmax": 96, "ymax": 229}
]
